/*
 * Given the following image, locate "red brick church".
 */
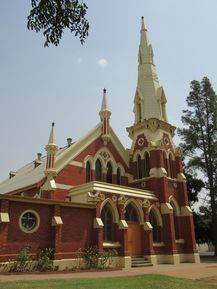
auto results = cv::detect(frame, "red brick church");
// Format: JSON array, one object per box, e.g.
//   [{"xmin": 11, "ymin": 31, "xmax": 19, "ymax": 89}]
[{"xmin": 0, "ymin": 18, "xmax": 199, "ymax": 268}]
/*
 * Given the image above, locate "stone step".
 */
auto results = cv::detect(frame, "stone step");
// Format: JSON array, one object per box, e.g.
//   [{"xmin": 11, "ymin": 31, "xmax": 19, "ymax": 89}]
[{"xmin": 131, "ymin": 256, "xmax": 153, "ymax": 268}]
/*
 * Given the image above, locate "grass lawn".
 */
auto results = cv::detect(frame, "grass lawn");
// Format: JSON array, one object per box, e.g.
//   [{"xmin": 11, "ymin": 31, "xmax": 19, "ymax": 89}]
[{"xmin": 0, "ymin": 275, "xmax": 217, "ymax": 289}]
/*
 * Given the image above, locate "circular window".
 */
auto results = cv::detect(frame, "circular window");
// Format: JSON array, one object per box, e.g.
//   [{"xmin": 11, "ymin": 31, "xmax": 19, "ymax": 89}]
[{"xmin": 19, "ymin": 210, "xmax": 40, "ymax": 233}]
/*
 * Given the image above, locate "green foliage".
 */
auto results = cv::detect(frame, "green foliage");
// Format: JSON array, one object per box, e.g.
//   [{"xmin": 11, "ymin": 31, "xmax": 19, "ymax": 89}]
[
  {"xmin": 184, "ymin": 171, "xmax": 205, "ymax": 205},
  {"xmin": 178, "ymin": 76, "xmax": 217, "ymax": 254},
  {"xmin": 78, "ymin": 246, "xmax": 117, "ymax": 269},
  {"xmin": 36, "ymin": 248, "xmax": 54, "ymax": 272},
  {"xmin": 0, "ymin": 247, "xmax": 55, "ymax": 273},
  {"xmin": 193, "ymin": 208, "xmax": 213, "ymax": 244},
  {"xmin": 27, "ymin": 0, "xmax": 89, "ymax": 47},
  {"xmin": 9, "ymin": 247, "xmax": 33, "ymax": 272}
]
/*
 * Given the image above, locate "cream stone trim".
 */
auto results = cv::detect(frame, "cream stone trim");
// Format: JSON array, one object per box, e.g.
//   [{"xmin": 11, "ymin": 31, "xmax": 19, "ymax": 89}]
[
  {"xmin": 144, "ymin": 221, "xmax": 152, "ymax": 231},
  {"xmin": 103, "ymin": 242, "xmax": 121, "ymax": 248},
  {"xmin": 69, "ymin": 160, "xmax": 83, "ymax": 168},
  {"xmin": 125, "ymin": 173, "xmax": 133, "ymax": 182},
  {"xmin": 153, "ymin": 242, "xmax": 165, "ymax": 247},
  {"xmin": 0, "ymin": 212, "xmax": 10, "ymax": 223},
  {"xmin": 69, "ymin": 182, "xmax": 157, "ymax": 205},
  {"xmin": 169, "ymin": 196, "xmax": 181, "ymax": 216},
  {"xmin": 110, "ymin": 128, "xmax": 129, "ymax": 166},
  {"xmin": 83, "ymin": 156, "xmax": 94, "ymax": 169},
  {"xmin": 56, "ymin": 183, "xmax": 72, "ymax": 190},
  {"xmin": 119, "ymin": 219, "xmax": 128, "ymax": 230},
  {"xmin": 116, "ymin": 163, "xmax": 125, "ymax": 176},
  {"xmin": 156, "ymin": 254, "xmax": 180, "ymax": 264},
  {"xmin": 93, "ymin": 147, "xmax": 117, "ymax": 171},
  {"xmin": 42, "ymin": 171, "xmax": 57, "ymax": 191},
  {"xmin": 148, "ymin": 205, "xmax": 163, "ymax": 226},
  {"xmin": 93, "ymin": 217, "xmax": 104, "ymax": 228},
  {"xmin": 177, "ymin": 173, "xmax": 186, "ymax": 182},
  {"xmin": 124, "ymin": 198, "xmax": 144, "ymax": 224},
  {"xmin": 160, "ymin": 203, "xmax": 173, "ymax": 214},
  {"xmin": 55, "ymin": 124, "xmax": 102, "ymax": 173},
  {"xmin": 100, "ymin": 198, "xmax": 119, "ymax": 223},
  {"xmin": 150, "ymin": 167, "xmax": 167, "ymax": 178},
  {"xmin": 52, "ymin": 216, "xmax": 63, "ymax": 226},
  {"xmin": 19, "ymin": 210, "xmax": 40, "ymax": 234},
  {"xmin": 179, "ymin": 253, "xmax": 200, "ymax": 263},
  {"xmin": 176, "ymin": 239, "xmax": 184, "ymax": 244},
  {"xmin": 181, "ymin": 205, "xmax": 193, "ymax": 216}
]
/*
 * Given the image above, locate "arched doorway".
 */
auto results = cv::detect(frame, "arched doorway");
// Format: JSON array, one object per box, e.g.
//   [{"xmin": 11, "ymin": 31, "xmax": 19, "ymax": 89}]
[{"xmin": 125, "ymin": 203, "xmax": 142, "ymax": 256}]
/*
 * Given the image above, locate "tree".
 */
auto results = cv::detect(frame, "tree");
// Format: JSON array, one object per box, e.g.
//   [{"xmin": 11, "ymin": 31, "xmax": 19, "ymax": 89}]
[
  {"xmin": 27, "ymin": 0, "xmax": 89, "ymax": 47},
  {"xmin": 178, "ymin": 77, "xmax": 217, "ymax": 255}
]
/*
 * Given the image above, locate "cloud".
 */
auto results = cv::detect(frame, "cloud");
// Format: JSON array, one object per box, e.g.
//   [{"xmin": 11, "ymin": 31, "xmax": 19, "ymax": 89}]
[
  {"xmin": 77, "ymin": 57, "xmax": 83, "ymax": 64},
  {"xmin": 98, "ymin": 58, "xmax": 108, "ymax": 69}
]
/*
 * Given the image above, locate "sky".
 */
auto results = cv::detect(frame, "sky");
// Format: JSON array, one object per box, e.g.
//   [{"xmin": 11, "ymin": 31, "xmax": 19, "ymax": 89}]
[{"xmin": 1, "ymin": 0, "xmax": 217, "ymax": 183}]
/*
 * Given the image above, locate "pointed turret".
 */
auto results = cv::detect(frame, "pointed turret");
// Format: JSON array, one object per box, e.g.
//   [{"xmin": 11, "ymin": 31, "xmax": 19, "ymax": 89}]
[
  {"xmin": 133, "ymin": 17, "xmax": 168, "ymax": 124},
  {"xmin": 99, "ymin": 89, "xmax": 111, "ymax": 145},
  {"xmin": 42, "ymin": 123, "xmax": 58, "ymax": 192},
  {"xmin": 45, "ymin": 122, "xmax": 58, "ymax": 169}
]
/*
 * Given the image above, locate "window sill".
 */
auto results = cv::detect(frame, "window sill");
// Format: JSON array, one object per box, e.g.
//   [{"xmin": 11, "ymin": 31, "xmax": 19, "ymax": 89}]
[
  {"xmin": 176, "ymin": 239, "xmax": 184, "ymax": 244},
  {"xmin": 153, "ymin": 242, "xmax": 165, "ymax": 247},
  {"xmin": 103, "ymin": 242, "xmax": 121, "ymax": 249}
]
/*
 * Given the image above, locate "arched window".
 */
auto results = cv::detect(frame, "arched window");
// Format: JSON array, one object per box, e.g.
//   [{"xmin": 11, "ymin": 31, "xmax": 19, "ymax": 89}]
[
  {"xmin": 169, "ymin": 154, "xmax": 174, "ymax": 178},
  {"xmin": 149, "ymin": 210, "xmax": 161, "ymax": 242},
  {"xmin": 125, "ymin": 204, "xmax": 139, "ymax": 222},
  {"xmin": 117, "ymin": 168, "xmax": 121, "ymax": 185},
  {"xmin": 95, "ymin": 159, "xmax": 102, "ymax": 181},
  {"xmin": 106, "ymin": 162, "xmax": 113, "ymax": 184},
  {"xmin": 163, "ymin": 152, "xmax": 168, "ymax": 175},
  {"xmin": 86, "ymin": 161, "xmax": 91, "ymax": 182},
  {"xmin": 101, "ymin": 204, "xmax": 113, "ymax": 241},
  {"xmin": 138, "ymin": 102, "xmax": 142, "ymax": 122},
  {"xmin": 170, "ymin": 202, "xmax": 180, "ymax": 240},
  {"xmin": 144, "ymin": 152, "xmax": 150, "ymax": 177},
  {"xmin": 137, "ymin": 155, "xmax": 142, "ymax": 179}
]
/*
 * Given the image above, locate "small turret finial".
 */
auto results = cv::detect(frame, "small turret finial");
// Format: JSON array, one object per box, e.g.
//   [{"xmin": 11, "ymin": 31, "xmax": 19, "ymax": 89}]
[
  {"xmin": 103, "ymin": 88, "xmax": 106, "ymax": 94},
  {"xmin": 141, "ymin": 16, "xmax": 145, "ymax": 30},
  {"xmin": 52, "ymin": 122, "xmax": 55, "ymax": 127}
]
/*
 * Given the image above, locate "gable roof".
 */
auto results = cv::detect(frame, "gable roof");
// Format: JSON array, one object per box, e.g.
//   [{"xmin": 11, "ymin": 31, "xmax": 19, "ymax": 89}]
[{"xmin": 0, "ymin": 122, "xmax": 129, "ymax": 195}]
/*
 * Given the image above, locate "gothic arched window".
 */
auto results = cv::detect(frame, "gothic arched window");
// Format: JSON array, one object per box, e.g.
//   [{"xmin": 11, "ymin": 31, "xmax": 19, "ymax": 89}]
[
  {"xmin": 163, "ymin": 152, "xmax": 168, "ymax": 175},
  {"xmin": 95, "ymin": 159, "xmax": 102, "ymax": 181},
  {"xmin": 137, "ymin": 155, "xmax": 142, "ymax": 179},
  {"xmin": 144, "ymin": 152, "xmax": 150, "ymax": 177},
  {"xmin": 86, "ymin": 161, "xmax": 91, "ymax": 183},
  {"xmin": 117, "ymin": 168, "xmax": 121, "ymax": 185},
  {"xmin": 125, "ymin": 204, "xmax": 139, "ymax": 222},
  {"xmin": 106, "ymin": 162, "xmax": 113, "ymax": 184},
  {"xmin": 170, "ymin": 202, "xmax": 180, "ymax": 240},
  {"xmin": 101, "ymin": 204, "xmax": 113, "ymax": 241},
  {"xmin": 149, "ymin": 210, "xmax": 161, "ymax": 242},
  {"xmin": 169, "ymin": 154, "xmax": 174, "ymax": 178}
]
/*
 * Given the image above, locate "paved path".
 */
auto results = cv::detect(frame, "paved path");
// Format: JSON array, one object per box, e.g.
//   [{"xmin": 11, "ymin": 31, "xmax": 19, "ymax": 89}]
[{"xmin": 0, "ymin": 260, "xmax": 217, "ymax": 281}]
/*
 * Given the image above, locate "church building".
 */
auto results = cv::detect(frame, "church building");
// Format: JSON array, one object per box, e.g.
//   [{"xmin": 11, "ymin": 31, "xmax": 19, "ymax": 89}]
[{"xmin": 0, "ymin": 18, "xmax": 199, "ymax": 268}]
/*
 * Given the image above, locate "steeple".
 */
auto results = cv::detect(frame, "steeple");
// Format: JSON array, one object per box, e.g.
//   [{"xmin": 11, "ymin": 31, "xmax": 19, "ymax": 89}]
[
  {"xmin": 99, "ymin": 88, "xmax": 111, "ymax": 145},
  {"xmin": 133, "ymin": 17, "xmax": 168, "ymax": 124},
  {"xmin": 42, "ymin": 122, "xmax": 58, "ymax": 192}
]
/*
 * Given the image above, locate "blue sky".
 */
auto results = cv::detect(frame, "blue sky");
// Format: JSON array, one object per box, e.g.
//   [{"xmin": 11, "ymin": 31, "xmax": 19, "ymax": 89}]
[{"xmin": 1, "ymin": 0, "xmax": 217, "ymax": 181}]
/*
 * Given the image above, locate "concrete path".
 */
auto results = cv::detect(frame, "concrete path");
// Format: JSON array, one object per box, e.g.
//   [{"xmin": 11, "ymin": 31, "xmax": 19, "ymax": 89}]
[{"xmin": 0, "ymin": 259, "xmax": 217, "ymax": 282}]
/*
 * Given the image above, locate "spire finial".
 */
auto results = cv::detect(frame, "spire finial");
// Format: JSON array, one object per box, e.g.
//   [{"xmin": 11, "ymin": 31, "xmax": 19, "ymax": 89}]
[
  {"xmin": 101, "ymin": 88, "xmax": 109, "ymax": 111},
  {"xmin": 141, "ymin": 16, "xmax": 145, "ymax": 30},
  {"xmin": 48, "ymin": 122, "xmax": 56, "ymax": 145}
]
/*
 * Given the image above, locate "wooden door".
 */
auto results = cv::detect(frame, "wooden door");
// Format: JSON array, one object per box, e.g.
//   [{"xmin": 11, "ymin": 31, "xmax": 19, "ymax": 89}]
[{"xmin": 127, "ymin": 222, "xmax": 142, "ymax": 256}]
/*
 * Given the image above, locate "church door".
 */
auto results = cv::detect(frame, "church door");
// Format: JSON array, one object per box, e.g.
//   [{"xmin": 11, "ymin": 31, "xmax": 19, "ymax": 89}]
[
  {"xmin": 125, "ymin": 203, "xmax": 143, "ymax": 256},
  {"xmin": 127, "ymin": 222, "xmax": 142, "ymax": 256}
]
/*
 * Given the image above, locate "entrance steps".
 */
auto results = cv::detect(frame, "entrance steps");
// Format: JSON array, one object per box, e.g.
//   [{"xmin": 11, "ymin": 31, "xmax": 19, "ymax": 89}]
[{"xmin": 131, "ymin": 256, "xmax": 153, "ymax": 267}]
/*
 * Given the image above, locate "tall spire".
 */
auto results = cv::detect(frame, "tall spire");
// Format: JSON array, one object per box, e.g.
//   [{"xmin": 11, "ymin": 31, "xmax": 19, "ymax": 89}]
[
  {"xmin": 99, "ymin": 89, "xmax": 111, "ymax": 145},
  {"xmin": 42, "ymin": 123, "xmax": 58, "ymax": 192},
  {"xmin": 133, "ymin": 17, "xmax": 168, "ymax": 124}
]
